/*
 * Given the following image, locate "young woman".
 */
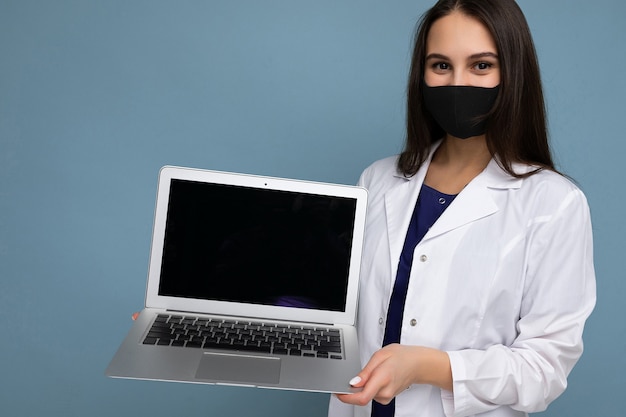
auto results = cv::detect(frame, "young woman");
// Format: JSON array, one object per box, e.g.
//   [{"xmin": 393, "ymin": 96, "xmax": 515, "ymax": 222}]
[{"xmin": 330, "ymin": 1, "xmax": 596, "ymax": 416}]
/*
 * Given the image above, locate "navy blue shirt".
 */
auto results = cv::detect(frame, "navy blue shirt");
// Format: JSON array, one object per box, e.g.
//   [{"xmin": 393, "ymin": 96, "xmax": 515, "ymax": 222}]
[{"xmin": 372, "ymin": 184, "xmax": 457, "ymax": 417}]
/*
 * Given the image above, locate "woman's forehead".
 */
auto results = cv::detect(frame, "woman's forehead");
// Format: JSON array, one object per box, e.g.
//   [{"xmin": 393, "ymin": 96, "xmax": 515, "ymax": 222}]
[{"xmin": 426, "ymin": 12, "xmax": 497, "ymax": 57}]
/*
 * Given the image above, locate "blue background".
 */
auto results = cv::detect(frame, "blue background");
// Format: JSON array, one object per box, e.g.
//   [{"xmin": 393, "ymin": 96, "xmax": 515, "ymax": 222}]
[{"xmin": 1, "ymin": 1, "xmax": 624, "ymax": 416}]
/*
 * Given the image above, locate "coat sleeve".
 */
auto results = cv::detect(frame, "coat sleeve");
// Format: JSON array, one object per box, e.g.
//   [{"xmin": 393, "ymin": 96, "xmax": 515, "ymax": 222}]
[{"xmin": 441, "ymin": 186, "xmax": 596, "ymax": 417}]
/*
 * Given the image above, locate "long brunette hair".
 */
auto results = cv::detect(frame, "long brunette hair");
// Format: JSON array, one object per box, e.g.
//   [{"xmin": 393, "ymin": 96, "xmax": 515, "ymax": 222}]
[{"xmin": 398, "ymin": 0, "xmax": 555, "ymax": 178}]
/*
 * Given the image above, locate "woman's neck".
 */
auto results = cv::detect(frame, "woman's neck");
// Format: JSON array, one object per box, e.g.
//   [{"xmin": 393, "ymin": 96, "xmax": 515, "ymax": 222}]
[{"xmin": 424, "ymin": 136, "xmax": 492, "ymax": 194}]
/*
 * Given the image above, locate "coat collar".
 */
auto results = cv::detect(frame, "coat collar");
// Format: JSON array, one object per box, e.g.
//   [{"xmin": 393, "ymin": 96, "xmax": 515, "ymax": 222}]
[
  {"xmin": 391, "ymin": 141, "xmax": 525, "ymax": 190},
  {"xmin": 385, "ymin": 143, "xmax": 525, "ymax": 261}
]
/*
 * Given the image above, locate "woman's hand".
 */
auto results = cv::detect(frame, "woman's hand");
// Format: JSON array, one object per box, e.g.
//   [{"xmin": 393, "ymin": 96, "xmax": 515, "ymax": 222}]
[{"xmin": 336, "ymin": 344, "xmax": 452, "ymax": 406}]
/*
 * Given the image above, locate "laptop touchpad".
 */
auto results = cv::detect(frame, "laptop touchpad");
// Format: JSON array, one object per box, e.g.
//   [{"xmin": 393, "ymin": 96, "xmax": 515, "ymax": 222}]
[{"xmin": 196, "ymin": 352, "xmax": 281, "ymax": 384}]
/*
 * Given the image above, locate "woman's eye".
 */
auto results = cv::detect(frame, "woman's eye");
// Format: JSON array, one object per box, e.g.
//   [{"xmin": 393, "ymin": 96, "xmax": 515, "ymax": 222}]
[
  {"xmin": 474, "ymin": 62, "xmax": 492, "ymax": 70},
  {"xmin": 433, "ymin": 62, "xmax": 450, "ymax": 71}
]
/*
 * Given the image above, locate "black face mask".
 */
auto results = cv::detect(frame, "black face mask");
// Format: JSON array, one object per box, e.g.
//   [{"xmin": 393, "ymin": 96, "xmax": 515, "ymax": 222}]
[{"xmin": 422, "ymin": 83, "xmax": 500, "ymax": 139}]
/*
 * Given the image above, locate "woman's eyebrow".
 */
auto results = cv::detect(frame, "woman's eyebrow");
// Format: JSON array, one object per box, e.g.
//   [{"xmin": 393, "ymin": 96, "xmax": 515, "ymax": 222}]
[
  {"xmin": 468, "ymin": 52, "xmax": 499, "ymax": 60},
  {"xmin": 425, "ymin": 52, "xmax": 499, "ymax": 61},
  {"xmin": 425, "ymin": 53, "xmax": 449, "ymax": 61}
]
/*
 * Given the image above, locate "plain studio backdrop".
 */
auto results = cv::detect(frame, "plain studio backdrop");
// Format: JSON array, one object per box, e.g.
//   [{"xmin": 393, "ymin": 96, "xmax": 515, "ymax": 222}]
[{"xmin": 0, "ymin": 1, "xmax": 624, "ymax": 416}]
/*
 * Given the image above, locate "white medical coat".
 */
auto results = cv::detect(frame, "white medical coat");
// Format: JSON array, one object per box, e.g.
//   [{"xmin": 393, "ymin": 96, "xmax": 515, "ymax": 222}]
[{"xmin": 328, "ymin": 145, "xmax": 596, "ymax": 417}]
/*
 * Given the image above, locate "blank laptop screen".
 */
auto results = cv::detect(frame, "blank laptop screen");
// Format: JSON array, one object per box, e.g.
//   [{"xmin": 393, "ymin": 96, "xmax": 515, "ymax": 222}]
[{"xmin": 158, "ymin": 179, "xmax": 358, "ymax": 312}]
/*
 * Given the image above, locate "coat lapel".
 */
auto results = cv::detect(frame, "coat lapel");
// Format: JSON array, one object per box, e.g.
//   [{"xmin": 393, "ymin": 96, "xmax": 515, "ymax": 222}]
[
  {"xmin": 423, "ymin": 158, "xmax": 523, "ymax": 241},
  {"xmin": 381, "ymin": 145, "xmax": 525, "ymax": 278},
  {"xmin": 384, "ymin": 165, "xmax": 427, "ymax": 273}
]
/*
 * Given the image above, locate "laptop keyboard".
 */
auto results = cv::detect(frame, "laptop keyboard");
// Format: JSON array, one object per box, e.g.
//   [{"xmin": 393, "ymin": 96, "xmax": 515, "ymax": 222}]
[{"xmin": 142, "ymin": 314, "xmax": 344, "ymax": 359}]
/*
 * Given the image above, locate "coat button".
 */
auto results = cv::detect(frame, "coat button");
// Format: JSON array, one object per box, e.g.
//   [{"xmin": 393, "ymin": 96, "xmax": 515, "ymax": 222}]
[
  {"xmin": 410, "ymin": 319, "xmax": 417, "ymax": 327},
  {"xmin": 419, "ymin": 254, "xmax": 427, "ymax": 262},
  {"xmin": 378, "ymin": 317, "xmax": 384, "ymax": 325}
]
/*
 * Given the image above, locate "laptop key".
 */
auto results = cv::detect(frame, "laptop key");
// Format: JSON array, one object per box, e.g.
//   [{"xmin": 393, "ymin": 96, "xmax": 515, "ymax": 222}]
[
  {"xmin": 315, "ymin": 344, "xmax": 342, "ymax": 353},
  {"xmin": 203, "ymin": 340, "xmax": 225, "ymax": 349},
  {"xmin": 143, "ymin": 337, "xmax": 158, "ymax": 345},
  {"xmin": 239, "ymin": 344, "xmax": 272, "ymax": 353},
  {"xmin": 169, "ymin": 316, "xmax": 184, "ymax": 323},
  {"xmin": 147, "ymin": 329, "xmax": 172, "ymax": 338}
]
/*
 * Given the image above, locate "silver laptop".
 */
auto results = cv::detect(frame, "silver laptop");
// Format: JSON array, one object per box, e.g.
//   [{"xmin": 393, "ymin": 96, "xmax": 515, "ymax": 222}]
[{"xmin": 106, "ymin": 166, "xmax": 367, "ymax": 394}]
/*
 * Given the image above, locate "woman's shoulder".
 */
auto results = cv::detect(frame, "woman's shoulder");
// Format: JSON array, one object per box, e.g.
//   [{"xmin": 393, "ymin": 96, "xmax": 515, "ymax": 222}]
[
  {"xmin": 518, "ymin": 166, "xmax": 584, "ymax": 195},
  {"xmin": 357, "ymin": 155, "xmax": 402, "ymax": 188},
  {"xmin": 513, "ymin": 165, "xmax": 591, "ymax": 214},
  {"xmin": 364, "ymin": 155, "xmax": 399, "ymax": 173}
]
